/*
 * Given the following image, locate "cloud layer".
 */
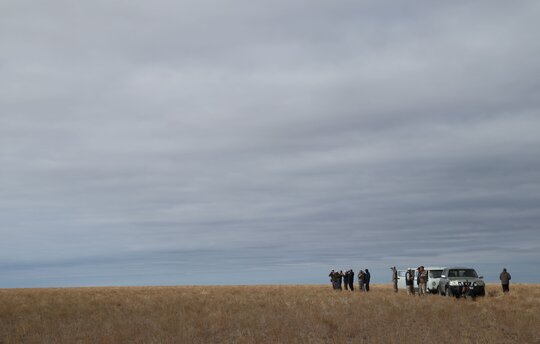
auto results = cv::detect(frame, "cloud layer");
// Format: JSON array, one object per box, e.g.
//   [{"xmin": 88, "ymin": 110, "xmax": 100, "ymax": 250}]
[{"xmin": 1, "ymin": 1, "xmax": 539, "ymax": 287}]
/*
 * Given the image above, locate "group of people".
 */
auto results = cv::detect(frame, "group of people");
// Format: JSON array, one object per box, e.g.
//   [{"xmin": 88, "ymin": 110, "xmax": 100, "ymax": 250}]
[
  {"xmin": 330, "ymin": 266, "xmax": 514, "ymax": 295},
  {"xmin": 328, "ymin": 269, "xmax": 371, "ymax": 291},
  {"xmin": 392, "ymin": 266, "xmax": 429, "ymax": 296},
  {"xmin": 391, "ymin": 266, "xmax": 513, "ymax": 295}
]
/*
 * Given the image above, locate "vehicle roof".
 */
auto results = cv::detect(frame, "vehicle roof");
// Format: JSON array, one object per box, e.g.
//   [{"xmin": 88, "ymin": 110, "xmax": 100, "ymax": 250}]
[
  {"xmin": 445, "ymin": 267, "xmax": 476, "ymax": 270},
  {"xmin": 398, "ymin": 266, "xmax": 445, "ymax": 270}
]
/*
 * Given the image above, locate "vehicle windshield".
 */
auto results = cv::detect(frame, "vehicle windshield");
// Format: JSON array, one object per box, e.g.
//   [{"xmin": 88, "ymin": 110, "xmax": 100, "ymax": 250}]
[
  {"xmin": 429, "ymin": 270, "xmax": 442, "ymax": 278},
  {"xmin": 447, "ymin": 269, "xmax": 478, "ymax": 278}
]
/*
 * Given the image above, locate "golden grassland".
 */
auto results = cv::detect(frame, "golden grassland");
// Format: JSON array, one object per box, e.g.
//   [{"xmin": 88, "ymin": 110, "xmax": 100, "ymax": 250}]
[{"xmin": 1, "ymin": 284, "xmax": 539, "ymax": 343}]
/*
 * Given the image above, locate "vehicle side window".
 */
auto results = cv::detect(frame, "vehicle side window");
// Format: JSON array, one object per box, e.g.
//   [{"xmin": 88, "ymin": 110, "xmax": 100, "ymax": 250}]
[
  {"xmin": 448, "ymin": 270, "xmax": 457, "ymax": 277},
  {"xmin": 429, "ymin": 270, "xmax": 442, "ymax": 278},
  {"xmin": 398, "ymin": 271, "xmax": 406, "ymax": 277}
]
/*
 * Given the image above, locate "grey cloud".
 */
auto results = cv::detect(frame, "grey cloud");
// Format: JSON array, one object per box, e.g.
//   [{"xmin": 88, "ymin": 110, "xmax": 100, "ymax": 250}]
[{"xmin": 1, "ymin": 1, "xmax": 540, "ymax": 287}]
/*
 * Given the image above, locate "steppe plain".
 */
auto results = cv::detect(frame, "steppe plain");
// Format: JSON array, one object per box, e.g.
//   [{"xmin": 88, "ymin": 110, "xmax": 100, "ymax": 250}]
[{"xmin": 1, "ymin": 284, "xmax": 538, "ymax": 343}]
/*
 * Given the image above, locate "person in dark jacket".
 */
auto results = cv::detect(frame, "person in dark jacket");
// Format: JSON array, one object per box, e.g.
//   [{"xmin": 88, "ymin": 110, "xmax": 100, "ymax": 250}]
[
  {"xmin": 348, "ymin": 270, "xmax": 355, "ymax": 291},
  {"xmin": 500, "ymin": 268, "xmax": 511, "ymax": 293},
  {"xmin": 338, "ymin": 270, "xmax": 344, "ymax": 290},
  {"xmin": 406, "ymin": 269, "xmax": 415, "ymax": 295},
  {"xmin": 343, "ymin": 270, "xmax": 349, "ymax": 290},
  {"xmin": 364, "ymin": 269, "xmax": 371, "ymax": 291}
]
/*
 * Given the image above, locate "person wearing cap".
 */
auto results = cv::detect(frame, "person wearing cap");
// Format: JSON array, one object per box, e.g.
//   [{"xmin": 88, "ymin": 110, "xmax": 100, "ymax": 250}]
[{"xmin": 500, "ymin": 268, "xmax": 512, "ymax": 293}]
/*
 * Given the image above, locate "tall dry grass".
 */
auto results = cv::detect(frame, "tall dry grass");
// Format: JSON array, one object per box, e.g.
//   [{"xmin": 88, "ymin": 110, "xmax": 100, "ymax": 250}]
[{"xmin": 1, "ymin": 284, "xmax": 538, "ymax": 343}]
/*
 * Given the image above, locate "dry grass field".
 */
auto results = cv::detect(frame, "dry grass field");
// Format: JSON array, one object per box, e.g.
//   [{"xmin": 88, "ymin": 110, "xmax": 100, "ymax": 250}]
[{"xmin": 1, "ymin": 284, "xmax": 539, "ymax": 343}]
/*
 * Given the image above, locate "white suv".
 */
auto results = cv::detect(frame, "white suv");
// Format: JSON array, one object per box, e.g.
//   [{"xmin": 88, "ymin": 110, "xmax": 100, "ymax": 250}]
[{"xmin": 396, "ymin": 266, "xmax": 445, "ymax": 293}]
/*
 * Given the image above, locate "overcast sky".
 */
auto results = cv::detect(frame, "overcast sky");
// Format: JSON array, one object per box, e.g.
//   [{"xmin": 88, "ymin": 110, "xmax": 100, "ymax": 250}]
[{"xmin": 1, "ymin": 1, "xmax": 539, "ymax": 287}]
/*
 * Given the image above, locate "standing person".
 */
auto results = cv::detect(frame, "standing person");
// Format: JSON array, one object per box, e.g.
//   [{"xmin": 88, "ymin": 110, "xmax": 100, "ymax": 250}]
[
  {"xmin": 391, "ymin": 266, "xmax": 398, "ymax": 293},
  {"xmin": 364, "ymin": 269, "xmax": 371, "ymax": 292},
  {"xmin": 333, "ymin": 270, "xmax": 341, "ymax": 290},
  {"xmin": 329, "ymin": 270, "xmax": 338, "ymax": 290},
  {"xmin": 338, "ymin": 270, "xmax": 344, "ymax": 290},
  {"xmin": 418, "ymin": 266, "xmax": 428, "ymax": 296},
  {"xmin": 348, "ymin": 270, "xmax": 355, "ymax": 291},
  {"xmin": 343, "ymin": 270, "xmax": 349, "ymax": 290},
  {"xmin": 500, "ymin": 268, "xmax": 511, "ymax": 293},
  {"xmin": 358, "ymin": 270, "xmax": 365, "ymax": 291},
  {"xmin": 406, "ymin": 269, "xmax": 415, "ymax": 295},
  {"xmin": 416, "ymin": 267, "xmax": 423, "ymax": 293}
]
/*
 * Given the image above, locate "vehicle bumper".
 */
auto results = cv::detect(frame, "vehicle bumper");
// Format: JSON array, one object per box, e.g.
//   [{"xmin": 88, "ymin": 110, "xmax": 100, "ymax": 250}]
[{"xmin": 449, "ymin": 286, "xmax": 485, "ymax": 297}]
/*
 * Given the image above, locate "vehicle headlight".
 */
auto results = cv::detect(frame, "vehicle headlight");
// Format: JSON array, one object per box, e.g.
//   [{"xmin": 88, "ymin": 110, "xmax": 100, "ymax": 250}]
[{"xmin": 449, "ymin": 281, "xmax": 459, "ymax": 286}]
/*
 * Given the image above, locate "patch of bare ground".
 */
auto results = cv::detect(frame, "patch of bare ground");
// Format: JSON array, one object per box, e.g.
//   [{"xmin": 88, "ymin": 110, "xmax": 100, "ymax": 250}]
[{"xmin": 0, "ymin": 284, "xmax": 538, "ymax": 343}]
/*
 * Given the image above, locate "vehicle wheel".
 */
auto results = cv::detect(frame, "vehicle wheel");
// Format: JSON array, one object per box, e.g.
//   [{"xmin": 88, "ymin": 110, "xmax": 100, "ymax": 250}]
[{"xmin": 445, "ymin": 286, "xmax": 452, "ymax": 297}]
